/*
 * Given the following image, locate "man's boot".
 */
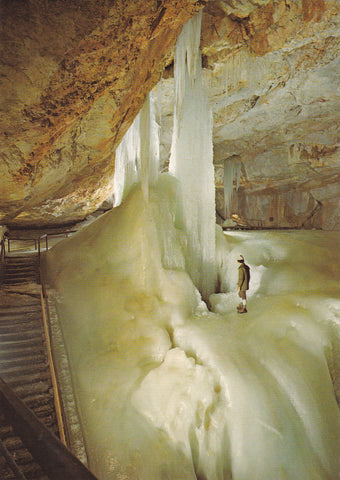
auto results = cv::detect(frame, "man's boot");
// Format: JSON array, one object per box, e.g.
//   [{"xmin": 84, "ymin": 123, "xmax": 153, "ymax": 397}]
[
  {"xmin": 238, "ymin": 306, "xmax": 247, "ymax": 314},
  {"xmin": 237, "ymin": 303, "xmax": 243, "ymax": 311}
]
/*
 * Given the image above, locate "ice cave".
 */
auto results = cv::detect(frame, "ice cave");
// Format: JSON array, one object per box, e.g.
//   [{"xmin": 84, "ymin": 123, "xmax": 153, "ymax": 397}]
[{"xmin": 1, "ymin": 2, "xmax": 340, "ymax": 480}]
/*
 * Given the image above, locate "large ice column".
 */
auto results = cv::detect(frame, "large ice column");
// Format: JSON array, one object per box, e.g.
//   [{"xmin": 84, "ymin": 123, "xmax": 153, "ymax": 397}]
[
  {"xmin": 113, "ymin": 91, "xmax": 159, "ymax": 206},
  {"xmin": 169, "ymin": 11, "xmax": 217, "ymax": 300}
]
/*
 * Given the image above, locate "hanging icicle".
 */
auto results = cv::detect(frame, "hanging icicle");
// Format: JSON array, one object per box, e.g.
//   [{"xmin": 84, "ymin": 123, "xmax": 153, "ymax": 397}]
[
  {"xmin": 169, "ymin": 10, "xmax": 217, "ymax": 300},
  {"xmin": 140, "ymin": 92, "xmax": 160, "ymax": 201},
  {"xmin": 113, "ymin": 91, "xmax": 159, "ymax": 207}
]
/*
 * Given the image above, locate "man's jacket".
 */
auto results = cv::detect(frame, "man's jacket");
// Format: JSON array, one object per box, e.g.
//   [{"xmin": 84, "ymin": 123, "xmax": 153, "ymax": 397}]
[{"xmin": 238, "ymin": 263, "xmax": 250, "ymax": 291}]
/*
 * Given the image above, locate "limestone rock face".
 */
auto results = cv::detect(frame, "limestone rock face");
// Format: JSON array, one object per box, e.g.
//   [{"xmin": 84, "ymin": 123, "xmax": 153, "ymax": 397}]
[
  {"xmin": 1, "ymin": 0, "xmax": 340, "ymax": 229},
  {"xmin": 209, "ymin": 0, "xmax": 340, "ymax": 230},
  {"xmin": 0, "ymin": 0, "xmax": 208, "ymax": 226}
]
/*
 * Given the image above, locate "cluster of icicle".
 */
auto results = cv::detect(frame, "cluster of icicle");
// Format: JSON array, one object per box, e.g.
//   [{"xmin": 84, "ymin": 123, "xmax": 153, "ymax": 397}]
[
  {"xmin": 113, "ymin": 10, "xmax": 217, "ymax": 300},
  {"xmin": 168, "ymin": 10, "xmax": 216, "ymax": 300},
  {"xmin": 113, "ymin": 92, "xmax": 159, "ymax": 206}
]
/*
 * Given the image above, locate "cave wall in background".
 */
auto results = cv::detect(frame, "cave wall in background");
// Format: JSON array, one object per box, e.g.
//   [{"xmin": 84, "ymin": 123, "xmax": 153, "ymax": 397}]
[
  {"xmin": 157, "ymin": 0, "xmax": 340, "ymax": 229},
  {"xmin": 209, "ymin": 0, "xmax": 340, "ymax": 230},
  {"xmin": 214, "ymin": 143, "xmax": 340, "ymax": 230}
]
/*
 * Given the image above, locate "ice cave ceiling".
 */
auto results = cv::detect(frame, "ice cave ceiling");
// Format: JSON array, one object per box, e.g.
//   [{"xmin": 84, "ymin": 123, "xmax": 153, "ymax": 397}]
[{"xmin": 1, "ymin": 0, "xmax": 340, "ymax": 228}]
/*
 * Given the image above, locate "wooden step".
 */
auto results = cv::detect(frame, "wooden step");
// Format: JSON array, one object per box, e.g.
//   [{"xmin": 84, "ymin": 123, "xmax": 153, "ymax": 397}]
[
  {"xmin": 0, "ymin": 328, "xmax": 43, "ymax": 343},
  {"xmin": 0, "ymin": 252, "xmax": 60, "ymax": 479}
]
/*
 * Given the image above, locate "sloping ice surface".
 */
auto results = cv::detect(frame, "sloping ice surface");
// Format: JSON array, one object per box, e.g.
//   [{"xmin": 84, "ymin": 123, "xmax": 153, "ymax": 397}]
[{"xmin": 45, "ymin": 179, "xmax": 340, "ymax": 480}]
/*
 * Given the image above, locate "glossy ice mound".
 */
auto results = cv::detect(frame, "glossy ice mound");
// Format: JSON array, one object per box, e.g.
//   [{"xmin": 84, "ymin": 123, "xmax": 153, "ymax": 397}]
[{"xmin": 46, "ymin": 178, "xmax": 340, "ymax": 480}]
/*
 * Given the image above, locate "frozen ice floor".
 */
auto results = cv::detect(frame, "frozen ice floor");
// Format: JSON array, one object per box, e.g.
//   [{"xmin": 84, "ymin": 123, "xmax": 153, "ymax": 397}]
[{"xmin": 45, "ymin": 184, "xmax": 340, "ymax": 480}]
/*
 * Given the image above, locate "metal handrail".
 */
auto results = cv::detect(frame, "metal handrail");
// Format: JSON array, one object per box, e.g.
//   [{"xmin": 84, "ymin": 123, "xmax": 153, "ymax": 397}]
[
  {"xmin": 40, "ymin": 280, "xmax": 68, "ymax": 447},
  {"xmin": 38, "ymin": 230, "xmax": 77, "ymax": 257},
  {"xmin": 3, "ymin": 228, "xmax": 76, "ymax": 257},
  {"xmin": 0, "ymin": 377, "xmax": 98, "ymax": 480},
  {"xmin": 39, "ymin": 262, "xmax": 89, "ymax": 468},
  {"xmin": 38, "ymin": 234, "xmax": 48, "ymax": 256},
  {"xmin": 0, "ymin": 233, "xmax": 95, "ymax": 478}
]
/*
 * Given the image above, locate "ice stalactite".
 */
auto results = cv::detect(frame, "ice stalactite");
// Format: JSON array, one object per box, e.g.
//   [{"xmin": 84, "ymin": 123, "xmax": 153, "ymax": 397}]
[
  {"xmin": 224, "ymin": 158, "xmax": 241, "ymax": 218},
  {"xmin": 113, "ymin": 114, "xmax": 140, "ymax": 207},
  {"xmin": 113, "ymin": 91, "xmax": 159, "ymax": 207},
  {"xmin": 140, "ymin": 92, "xmax": 160, "ymax": 201},
  {"xmin": 112, "ymin": 91, "xmax": 160, "ymax": 292},
  {"xmin": 169, "ymin": 10, "xmax": 217, "ymax": 300}
]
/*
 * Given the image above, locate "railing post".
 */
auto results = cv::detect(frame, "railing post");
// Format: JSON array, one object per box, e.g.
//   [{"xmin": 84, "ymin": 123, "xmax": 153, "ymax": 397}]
[{"xmin": 0, "ymin": 378, "xmax": 98, "ymax": 480}]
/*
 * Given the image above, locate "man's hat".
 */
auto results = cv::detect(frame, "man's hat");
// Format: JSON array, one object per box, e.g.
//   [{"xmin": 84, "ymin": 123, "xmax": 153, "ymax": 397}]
[{"xmin": 237, "ymin": 254, "xmax": 244, "ymax": 263}]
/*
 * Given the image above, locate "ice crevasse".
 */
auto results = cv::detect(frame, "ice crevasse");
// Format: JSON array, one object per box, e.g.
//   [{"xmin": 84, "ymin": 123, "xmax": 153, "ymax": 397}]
[{"xmin": 44, "ymin": 176, "xmax": 340, "ymax": 480}]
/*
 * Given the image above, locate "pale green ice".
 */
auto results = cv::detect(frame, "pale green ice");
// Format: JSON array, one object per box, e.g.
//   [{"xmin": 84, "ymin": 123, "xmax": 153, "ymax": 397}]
[{"xmin": 45, "ymin": 178, "xmax": 340, "ymax": 480}]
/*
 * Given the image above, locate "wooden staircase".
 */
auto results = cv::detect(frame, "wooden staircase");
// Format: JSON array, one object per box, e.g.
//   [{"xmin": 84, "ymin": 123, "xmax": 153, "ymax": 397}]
[
  {"xmin": 2, "ymin": 256, "xmax": 40, "ymax": 287},
  {"xmin": 0, "ymin": 254, "xmax": 58, "ymax": 480}
]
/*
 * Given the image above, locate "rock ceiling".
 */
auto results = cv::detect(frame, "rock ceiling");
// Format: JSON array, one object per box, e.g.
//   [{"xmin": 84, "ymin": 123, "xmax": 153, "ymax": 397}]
[{"xmin": 1, "ymin": 0, "xmax": 340, "ymax": 228}]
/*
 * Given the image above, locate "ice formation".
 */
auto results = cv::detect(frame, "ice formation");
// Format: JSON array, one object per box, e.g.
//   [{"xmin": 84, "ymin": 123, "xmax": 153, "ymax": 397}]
[
  {"xmin": 223, "ymin": 158, "xmax": 241, "ymax": 218},
  {"xmin": 169, "ymin": 11, "xmax": 216, "ymax": 300},
  {"xmin": 113, "ymin": 91, "xmax": 159, "ymax": 206},
  {"xmin": 44, "ymin": 12, "xmax": 340, "ymax": 480},
  {"xmin": 45, "ymin": 179, "xmax": 340, "ymax": 480}
]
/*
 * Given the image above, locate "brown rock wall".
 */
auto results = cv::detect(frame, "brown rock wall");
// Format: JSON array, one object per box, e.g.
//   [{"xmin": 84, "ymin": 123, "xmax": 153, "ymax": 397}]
[{"xmin": 1, "ymin": 0, "xmax": 208, "ymax": 225}]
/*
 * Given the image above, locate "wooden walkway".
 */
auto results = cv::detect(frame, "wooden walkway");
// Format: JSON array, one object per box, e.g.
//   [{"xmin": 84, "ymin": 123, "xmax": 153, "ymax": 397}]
[{"xmin": 0, "ymin": 254, "xmax": 58, "ymax": 480}]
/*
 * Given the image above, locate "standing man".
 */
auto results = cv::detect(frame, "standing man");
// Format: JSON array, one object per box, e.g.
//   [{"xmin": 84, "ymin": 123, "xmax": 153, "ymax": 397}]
[{"xmin": 237, "ymin": 254, "xmax": 250, "ymax": 313}]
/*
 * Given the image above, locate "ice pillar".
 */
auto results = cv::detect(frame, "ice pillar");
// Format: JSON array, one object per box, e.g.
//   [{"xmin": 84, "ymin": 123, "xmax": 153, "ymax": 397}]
[
  {"xmin": 224, "ymin": 158, "xmax": 241, "ymax": 218},
  {"xmin": 113, "ymin": 91, "xmax": 159, "ymax": 206},
  {"xmin": 169, "ymin": 11, "xmax": 217, "ymax": 300},
  {"xmin": 113, "ymin": 114, "xmax": 140, "ymax": 207},
  {"xmin": 140, "ymin": 92, "xmax": 160, "ymax": 201}
]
